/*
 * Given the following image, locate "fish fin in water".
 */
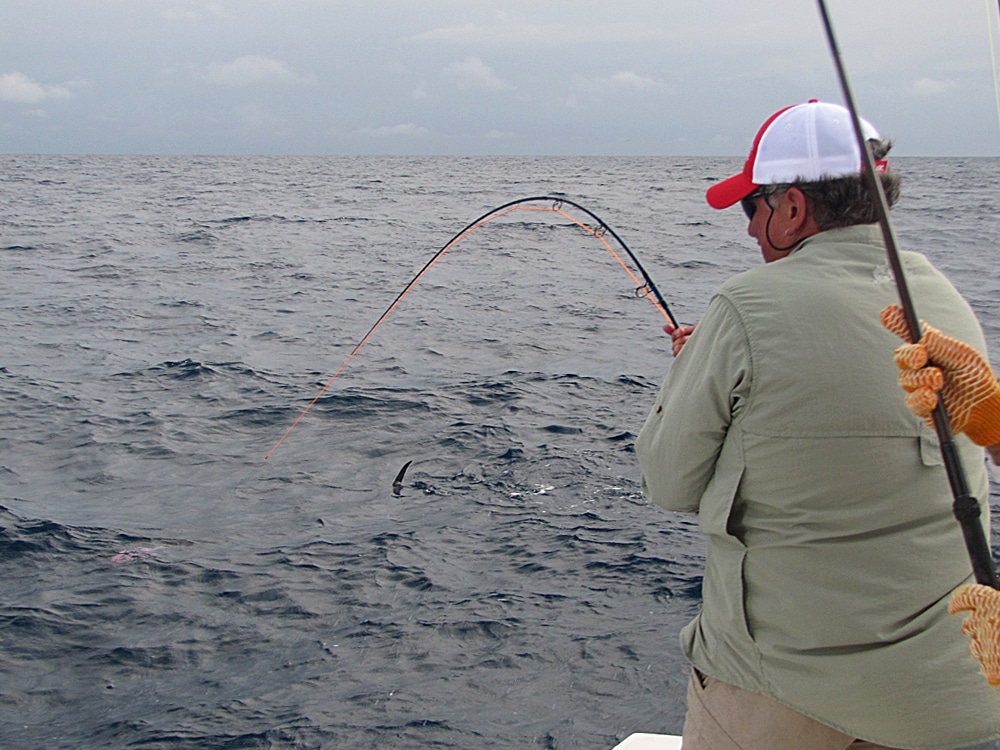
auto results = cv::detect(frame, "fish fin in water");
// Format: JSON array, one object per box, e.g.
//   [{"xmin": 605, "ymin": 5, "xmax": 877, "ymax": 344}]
[{"xmin": 392, "ymin": 460, "xmax": 413, "ymax": 496}]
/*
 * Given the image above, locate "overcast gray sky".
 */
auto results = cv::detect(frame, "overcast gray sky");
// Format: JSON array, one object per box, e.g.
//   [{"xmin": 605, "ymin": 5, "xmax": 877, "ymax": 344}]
[{"xmin": 2, "ymin": 1, "xmax": 998, "ymax": 156}]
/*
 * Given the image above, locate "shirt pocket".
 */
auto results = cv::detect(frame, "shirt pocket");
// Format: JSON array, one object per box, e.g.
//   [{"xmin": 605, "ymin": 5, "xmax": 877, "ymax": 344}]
[{"xmin": 919, "ymin": 426, "xmax": 942, "ymax": 468}]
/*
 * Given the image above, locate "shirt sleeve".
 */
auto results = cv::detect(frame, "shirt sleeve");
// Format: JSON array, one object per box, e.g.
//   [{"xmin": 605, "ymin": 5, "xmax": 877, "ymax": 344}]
[{"xmin": 635, "ymin": 293, "xmax": 752, "ymax": 513}]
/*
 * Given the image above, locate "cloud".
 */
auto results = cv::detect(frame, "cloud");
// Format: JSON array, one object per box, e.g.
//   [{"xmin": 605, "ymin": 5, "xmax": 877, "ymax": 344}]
[
  {"xmin": 609, "ymin": 71, "xmax": 659, "ymax": 90},
  {"xmin": 358, "ymin": 123, "xmax": 429, "ymax": 138},
  {"xmin": 413, "ymin": 20, "xmax": 668, "ymax": 46},
  {"xmin": 161, "ymin": 8, "xmax": 200, "ymax": 21},
  {"xmin": 201, "ymin": 55, "xmax": 313, "ymax": 86},
  {"xmin": 445, "ymin": 57, "xmax": 511, "ymax": 92},
  {"xmin": 571, "ymin": 70, "xmax": 668, "ymax": 97},
  {"xmin": 162, "ymin": 2, "xmax": 226, "ymax": 21},
  {"xmin": 416, "ymin": 23, "xmax": 480, "ymax": 43},
  {"xmin": 0, "ymin": 72, "xmax": 75, "ymax": 103},
  {"xmin": 910, "ymin": 77, "xmax": 958, "ymax": 95}
]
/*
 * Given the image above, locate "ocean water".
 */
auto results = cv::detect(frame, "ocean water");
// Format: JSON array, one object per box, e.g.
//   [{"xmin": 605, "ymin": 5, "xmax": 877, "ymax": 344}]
[{"xmin": 1, "ymin": 155, "xmax": 998, "ymax": 749}]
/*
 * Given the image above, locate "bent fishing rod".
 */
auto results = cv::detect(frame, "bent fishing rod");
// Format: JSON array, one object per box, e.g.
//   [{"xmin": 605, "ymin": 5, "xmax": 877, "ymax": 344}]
[
  {"xmin": 265, "ymin": 195, "xmax": 676, "ymax": 460},
  {"xmin": 475, "ymin": 196, "xmax": 677, "ymax": 324},
  {"xmin": 817, "ymin": 0, "xmax": 1000, "ymax": 588}
]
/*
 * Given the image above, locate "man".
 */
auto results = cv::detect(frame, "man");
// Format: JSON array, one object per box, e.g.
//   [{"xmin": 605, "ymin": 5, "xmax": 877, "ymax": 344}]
[{"xmin": 635, "ymin": 100, "xmax": 1000, "ymax": 749}]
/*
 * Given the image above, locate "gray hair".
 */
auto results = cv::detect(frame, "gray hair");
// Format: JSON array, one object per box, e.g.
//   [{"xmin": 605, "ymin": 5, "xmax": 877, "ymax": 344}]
[{"xmin": 765, "ymin": 139, "xmax": 900, "ymax": 231}]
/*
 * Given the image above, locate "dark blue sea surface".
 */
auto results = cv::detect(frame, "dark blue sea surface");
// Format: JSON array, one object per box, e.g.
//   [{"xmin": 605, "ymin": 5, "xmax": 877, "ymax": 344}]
[{"xmin": 1, "ymin": 155, "xmax": 998, "ymax": 749}]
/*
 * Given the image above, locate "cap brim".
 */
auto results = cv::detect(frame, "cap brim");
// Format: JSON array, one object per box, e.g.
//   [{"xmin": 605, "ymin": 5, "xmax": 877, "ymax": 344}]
[{"xmin": 706, "ymin": 172, "xmax": 757, "ymax": 209}]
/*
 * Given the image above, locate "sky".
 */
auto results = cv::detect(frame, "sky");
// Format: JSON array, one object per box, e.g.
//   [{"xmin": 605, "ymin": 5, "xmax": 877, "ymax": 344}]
[{"xmin": 2, "ymin": 0, "xmax": 999, "ymax": 156}]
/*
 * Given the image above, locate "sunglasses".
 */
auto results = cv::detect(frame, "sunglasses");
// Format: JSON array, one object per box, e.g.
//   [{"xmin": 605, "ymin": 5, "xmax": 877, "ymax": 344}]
[
  {"xmin": 741, "ymin": 190, "xmax": 765, "ymax": 221},
  {"xmin": 741, "ymin": 187, "xmax": 786, "ymax": 221}
]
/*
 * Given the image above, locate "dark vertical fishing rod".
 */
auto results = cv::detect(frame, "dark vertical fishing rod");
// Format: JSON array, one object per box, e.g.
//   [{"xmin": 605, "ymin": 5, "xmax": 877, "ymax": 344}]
[{"xmin": 816, "ymin": 0, "xmax": 999, "ymax": 588}]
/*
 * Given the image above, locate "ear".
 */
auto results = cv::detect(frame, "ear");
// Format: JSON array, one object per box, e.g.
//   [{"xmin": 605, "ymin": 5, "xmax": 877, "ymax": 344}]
[{"xmin": 783, "ymin": 187, "xmax": 810, "ymax": 233}]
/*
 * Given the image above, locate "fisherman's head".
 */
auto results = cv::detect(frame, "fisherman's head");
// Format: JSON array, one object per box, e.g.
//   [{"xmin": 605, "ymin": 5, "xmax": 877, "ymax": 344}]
[{"xmin": 706, "ymin": 100, "xmax": 899, "ymax": 262}]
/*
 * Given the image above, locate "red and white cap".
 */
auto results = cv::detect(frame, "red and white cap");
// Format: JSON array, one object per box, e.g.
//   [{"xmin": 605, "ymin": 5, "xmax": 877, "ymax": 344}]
[{"xmin": 706, "ymin": 100, "xmax": 881, "ymax": 209}]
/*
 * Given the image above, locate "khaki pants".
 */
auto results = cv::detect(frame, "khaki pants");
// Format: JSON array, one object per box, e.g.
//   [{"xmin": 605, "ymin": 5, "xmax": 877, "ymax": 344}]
[{"xmin": 682, "ymin": 668, "xmax": 899, "ymax": 750}]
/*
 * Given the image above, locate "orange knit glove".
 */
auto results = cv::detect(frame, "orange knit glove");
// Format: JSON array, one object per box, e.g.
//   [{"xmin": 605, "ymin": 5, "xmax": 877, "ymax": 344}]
[
  {"xmin": 950, "ymin": 584, "xmax": 1000, "ymax": 689},
  {"xmin": 881, "ymin": 304, "xmax": 1000, "ymax": 447}
]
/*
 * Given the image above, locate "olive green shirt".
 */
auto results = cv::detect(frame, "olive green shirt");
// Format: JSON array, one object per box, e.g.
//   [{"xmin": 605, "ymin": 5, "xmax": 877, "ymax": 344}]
[{"xmin": 637, "ymin": 225, "xmax": 1000, "ymax": 749}]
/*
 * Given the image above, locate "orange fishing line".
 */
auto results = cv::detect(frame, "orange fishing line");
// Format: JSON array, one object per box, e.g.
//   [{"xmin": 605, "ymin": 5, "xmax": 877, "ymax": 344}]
[
  {"xmin": 265, "ymin": 197, "xmax": 673, "ymax": 460},
  {"xmin": 549, "ymin": 206, "xmax": 671, "ymax": 320}
]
